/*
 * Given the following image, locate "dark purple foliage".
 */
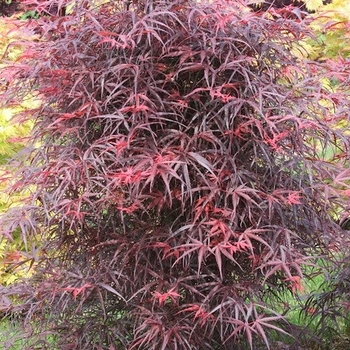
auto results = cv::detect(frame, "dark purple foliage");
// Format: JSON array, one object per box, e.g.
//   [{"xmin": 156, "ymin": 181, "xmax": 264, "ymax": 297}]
[
  {"xmin": 0, "ymin": 0, "xmax": 20, "ymax": 17},
  {"xmin": 1, "ymin": 0, "xmax": 350, "ymax": 349},
  {"xmin": 249, "ymin": 0, "xmax": 332, "ymax": 13}
]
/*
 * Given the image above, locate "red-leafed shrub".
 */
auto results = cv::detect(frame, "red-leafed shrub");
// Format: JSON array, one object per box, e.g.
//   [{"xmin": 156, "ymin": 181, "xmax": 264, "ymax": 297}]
[{"xmin": 1, "ymin": 0, "xmax": 350, "ymax": 349}]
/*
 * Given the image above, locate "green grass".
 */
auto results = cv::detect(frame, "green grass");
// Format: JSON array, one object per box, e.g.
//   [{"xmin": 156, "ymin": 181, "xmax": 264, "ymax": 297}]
[
  {"xmin": 269, "ymin": 259, "xmax": 350, "ymax": 349},
  {"xmin": 0, "ymin": 316, "xmax": 61, "ymax": 350},
  {"xmin": 0, "ymin": 317, "xmax": 27, "ymax": 350}
]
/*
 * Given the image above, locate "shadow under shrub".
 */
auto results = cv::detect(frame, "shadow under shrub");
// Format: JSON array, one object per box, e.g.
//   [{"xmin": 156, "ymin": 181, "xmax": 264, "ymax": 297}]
[{"xmin": 1, "ymin": 0, "xmax": 350, "ymax": 349}]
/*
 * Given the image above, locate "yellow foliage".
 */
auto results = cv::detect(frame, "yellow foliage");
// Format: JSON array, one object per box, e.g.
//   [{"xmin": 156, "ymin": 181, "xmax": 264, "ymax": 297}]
[
  {"xmin": 307, "ymin": 0, "xmax": 350, "ymax": 60},
  {"xmin": 304, "ymin": 0, "xmax": 324, "ymax": 11},
  {"xmin": 0, "ymin": 236, "xmax": 34, "ymax": 286},
  {"xmin": 0, "ymin": 18, "xmax": 38, "ymax": 286},
  {"xmin": 0, "ymin": 19, "xmax": 32, "ymax": 65}
]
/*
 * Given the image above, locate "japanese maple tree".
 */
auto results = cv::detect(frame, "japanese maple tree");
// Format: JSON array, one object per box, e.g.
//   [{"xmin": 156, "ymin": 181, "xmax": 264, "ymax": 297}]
[{"xmin": 1, "ymin": 0, "xmax": 350, "ymax": 349}]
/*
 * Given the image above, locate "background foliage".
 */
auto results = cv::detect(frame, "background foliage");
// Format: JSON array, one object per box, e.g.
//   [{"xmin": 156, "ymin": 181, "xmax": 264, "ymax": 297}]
[
  {"xmin": 0, "ymin": 18, "xmax": 37, "ymax": 286},
  {"xmin": 306, "ymin": 0, "xmax": 350, "ymax": 60}
]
